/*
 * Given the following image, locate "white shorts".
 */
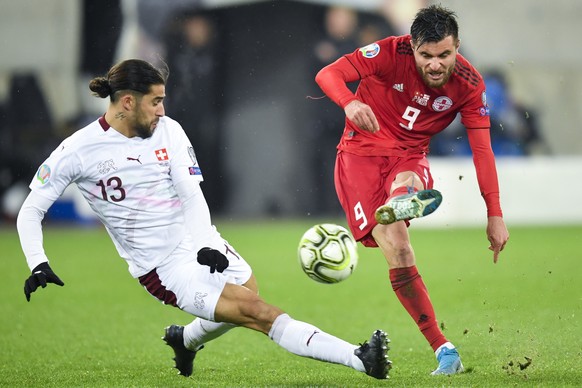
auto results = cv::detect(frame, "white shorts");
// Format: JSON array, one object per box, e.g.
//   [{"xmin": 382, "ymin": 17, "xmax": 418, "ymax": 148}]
[{"xmin": 138, "ymin": 236, "xmax": 253, "ymax": 321}]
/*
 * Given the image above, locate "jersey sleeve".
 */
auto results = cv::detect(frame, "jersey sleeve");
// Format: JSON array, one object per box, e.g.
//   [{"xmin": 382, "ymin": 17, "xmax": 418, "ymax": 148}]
[
  {"xmin": 315, "ymin": 56, "xmax": 360, "ymax": 108},
  {"xmin": 316, "ymin": 39, "xmax": 393, "ymax": 109},
  {"xmin": 17, "ymin": 191, "xmax": 55, "ymax": 270},
  {"xmin": 20, "ymin": 141, "xmax": 81, "ymax": 271},
  {"xmin": 167, "ymin": 122, "xmax": 204, "ymax": 186},
  {"xmin": 460, "ymin": 79, "xmax": 490, "ymax": 129},
  {"xmin": 29, "ymin": 141, "xmax": 82, "ymax": 201},
  {"xmin": 467, "ymin": 129, "xmax": 503, "ymax": 217},
  {"xmin": 342, "ymin": 40, "xmax": 393, "ymax": 80},
  {"xmin": 174, "ymin": 179, "xmax": 219, "ymax": 253}
]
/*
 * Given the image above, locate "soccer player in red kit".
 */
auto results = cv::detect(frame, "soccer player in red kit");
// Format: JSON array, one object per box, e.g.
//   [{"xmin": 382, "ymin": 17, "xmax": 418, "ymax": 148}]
[{"xmin": 315, "ymin": 5, "xmax": 509, "ymax": 375}]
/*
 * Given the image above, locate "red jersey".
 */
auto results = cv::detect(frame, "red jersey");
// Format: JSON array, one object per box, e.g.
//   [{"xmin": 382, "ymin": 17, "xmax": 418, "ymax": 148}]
[{"xmin": 319, "ymin": 35, "xmax": 490, "ymax": 157}]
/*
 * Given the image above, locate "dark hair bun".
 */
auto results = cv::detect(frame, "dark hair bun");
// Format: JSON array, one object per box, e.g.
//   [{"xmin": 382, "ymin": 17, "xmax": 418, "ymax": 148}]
[{"xmin": 89, "ymin": 77, "xmax": 113, "ymax": 98}]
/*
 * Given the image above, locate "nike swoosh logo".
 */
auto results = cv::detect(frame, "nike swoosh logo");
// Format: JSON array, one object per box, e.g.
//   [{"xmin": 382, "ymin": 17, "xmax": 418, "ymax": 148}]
[{"xmin": 306, "ymin": 330, "xmax": 319, "ymax": 346}]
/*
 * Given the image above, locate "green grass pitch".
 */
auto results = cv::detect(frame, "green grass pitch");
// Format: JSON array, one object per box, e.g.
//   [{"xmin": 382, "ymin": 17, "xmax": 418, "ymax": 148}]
[{"xmin": 1, "ymin": 220, "xmax": 581, "ymax": 387}]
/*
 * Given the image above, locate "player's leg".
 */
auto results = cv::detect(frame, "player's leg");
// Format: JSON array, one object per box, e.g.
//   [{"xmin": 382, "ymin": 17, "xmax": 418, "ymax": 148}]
[
  {"xmin": 155, "ymin": 242, "xmax": 389, "ymax": 378},
  {"xmin": 182, "ymin": 274, "xmax": 258, "ymax": 351},
  {"xmin": 373, "ymin": 224, "xmax": 462, "ymax": 375},
  {"xmin": 214, "ymin": 282, "xmax": 391, "ymax": 379},
  {"xmin": 372, "ymin": 163, "xmax": 462, "ymax": 375},
  {"xmin": 151, "ymin": 242, "xmax": 256, "ymax": 376},
  {"xmin": 375, "ymin": 170, "xmax": 442, "ymax": 225},
  {"xmin": 372, "ymin": 222, "xmax": 449, "ymax": 351},
  {"xmin": 335, "ymin": 154, "xmax": 461, "ymax": 375}
]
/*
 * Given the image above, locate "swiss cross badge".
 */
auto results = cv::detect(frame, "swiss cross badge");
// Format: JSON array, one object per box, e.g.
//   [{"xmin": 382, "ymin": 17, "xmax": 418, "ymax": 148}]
[{"xmin": 155, "ymin": 148, "xmax": 169, "ymax": 161}]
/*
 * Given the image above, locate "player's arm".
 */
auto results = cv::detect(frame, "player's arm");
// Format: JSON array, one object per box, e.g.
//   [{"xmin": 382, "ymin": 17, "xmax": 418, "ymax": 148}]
[
  {"xmin": 467, "ymin": 129, "xmax": 510, "ymax": 263},
  {"xmin": 467, "ymin": 129, "xmax": 501, "ymax": 217},
  {"xmin": 17, "ymin": 191, "xmax": 65, "ymax": 301},
  {"xmin": 169, "ymin": 126, "xmax": 229, "ymax": 273},
  {"xmin": 174, "ymin": 180, "xmax": 228, "ymax": 273},
  {"xmin": 173, "ymin": 180, "xmax": 214, "ymax": 252},
  {"xmin": 315, "ymin": 57, "xmax": 379, "ymax": 133},
  {"xmin": 315, "ymin": 56, "xmax": 360, "ymax": 108},
  {"xmin": 168, "ymin": 128, "xmax": 217, "ymax": 254}
]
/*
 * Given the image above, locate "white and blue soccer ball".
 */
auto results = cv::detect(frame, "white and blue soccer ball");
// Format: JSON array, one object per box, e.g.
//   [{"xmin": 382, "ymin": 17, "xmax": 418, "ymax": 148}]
[{"xmin": 297, "ymin": 223, "xmax": 358, "ymax": 284}]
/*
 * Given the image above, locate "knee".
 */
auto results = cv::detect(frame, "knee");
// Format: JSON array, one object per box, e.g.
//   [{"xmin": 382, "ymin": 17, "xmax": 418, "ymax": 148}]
[
  {"xmin": 240, "ymin": 296, "xmax": 282, "ymax": 322},
  {"xmin": 373, "ymin": 224, "xmax": 413, "ymax": 254},
  {"xmin": 385, "ymin": 240, "xmax": 415, "ymax": 267},
  {"xmin": 388, "ymin": 239, "xmax": 414, "ymax": 256},
  {"xmin": 215, "ymin": 283, "xmax": 284, "ymax": 333},
  {"xmin": 372, "ymin": 225, "xmax": 415, "ymax": 266},
  {"xmin": 239, "ymin": 296, "xmax": 284, "ymax": 333}
]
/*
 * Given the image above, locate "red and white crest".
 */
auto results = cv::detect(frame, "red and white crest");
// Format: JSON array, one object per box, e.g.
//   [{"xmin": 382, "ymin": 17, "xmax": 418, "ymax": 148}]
[{"xmin": 155, "ymin": 148, "xmax": 168, "ymax": 161}]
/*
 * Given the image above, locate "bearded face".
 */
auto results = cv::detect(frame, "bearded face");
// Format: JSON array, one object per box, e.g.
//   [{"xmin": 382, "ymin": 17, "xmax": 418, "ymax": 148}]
[
  {"xmin": 412, "ymin": 35, "xmax": 459, "ymax": 89},
  {"xmin": 130, "ymin": 84, "xmax": 165, "ymax": 139}
]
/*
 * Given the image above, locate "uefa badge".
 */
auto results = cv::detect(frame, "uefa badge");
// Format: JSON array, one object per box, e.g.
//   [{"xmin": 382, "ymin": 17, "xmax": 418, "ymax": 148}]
[
  {"xmin": 359, "ymin": 43, "xmax": 380, "ymax": 58},
  {"xmin": 188, "ymin": 166, "xmax": 202, "ymax": 176},
  {"xmin": 36, "ymin": 164, "xmax": 51, "ymax": 184},
  {"xmin": 187, "ymin": 146, "xmax": 198, "ymax": 165}
]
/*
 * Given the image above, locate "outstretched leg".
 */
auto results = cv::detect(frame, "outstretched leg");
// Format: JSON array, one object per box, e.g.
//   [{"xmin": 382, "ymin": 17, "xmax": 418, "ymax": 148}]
[
  {"xmin": 215, "ymin": 283, "xmax": 392, "ymax": 379},
  {"xmin": 372, "ymin": 171, "xmax": 463, "ymax": 375},
  {"xmin": 268, "ymin": 313, "xmax": 391, "ymax": 379}
]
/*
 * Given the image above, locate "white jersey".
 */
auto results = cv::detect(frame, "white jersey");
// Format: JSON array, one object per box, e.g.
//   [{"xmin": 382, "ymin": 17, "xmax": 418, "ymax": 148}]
[{"xmin": 29, "ymin": 115, "xmax": 223, "ymax": 277}]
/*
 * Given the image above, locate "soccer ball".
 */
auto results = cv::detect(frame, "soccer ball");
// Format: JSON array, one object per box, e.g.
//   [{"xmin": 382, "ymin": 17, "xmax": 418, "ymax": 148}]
[{"xmin": 297, "ymin": 223, "xmax": 358, "ymax": 284}]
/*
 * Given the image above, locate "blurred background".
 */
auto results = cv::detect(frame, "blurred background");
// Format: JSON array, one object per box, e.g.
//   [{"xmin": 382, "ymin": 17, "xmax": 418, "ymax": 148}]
[{"xmin": 0, "ymin": 0, "xmax": 581, "ymax": 226}]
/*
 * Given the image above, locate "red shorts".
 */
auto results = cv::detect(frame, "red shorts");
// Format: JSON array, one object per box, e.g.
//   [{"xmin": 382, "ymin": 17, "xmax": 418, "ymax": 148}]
[{"xmin": 334, "ymin": 151, "xmax": 433, "ymax": 247}]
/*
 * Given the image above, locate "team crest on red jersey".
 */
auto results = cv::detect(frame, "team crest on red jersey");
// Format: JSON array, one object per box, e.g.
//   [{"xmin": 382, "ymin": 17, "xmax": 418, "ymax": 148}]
[
  {"xmin": 155, "ymin": 148, "xmax": 169, "ymax": 161},
  {"xmin": 432, "ymin": 96, "xmax": 453, "ymax": 112}
]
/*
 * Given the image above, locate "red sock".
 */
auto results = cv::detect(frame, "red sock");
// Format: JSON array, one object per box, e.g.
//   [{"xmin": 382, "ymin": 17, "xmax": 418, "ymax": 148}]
[
  {"xmin": 390, "ymin": 266, "xmax": 447, "ymax": 351},
  {"xmin": 388, "ymin": 186, "xmax": 416, "ymax": 201}
]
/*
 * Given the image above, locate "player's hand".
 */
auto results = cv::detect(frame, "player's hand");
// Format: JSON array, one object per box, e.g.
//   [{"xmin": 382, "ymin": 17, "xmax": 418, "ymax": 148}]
[
  {"xmin": 344, "ymin": 100, "xmax": 380, "ymax": 133},
  {"xmin": 486, "ymin": 216, "xmax": 509, "ymax": 263},
  {"xmin": 24, "ymin": 262, "xmax": 65, "ymax": 302},
  {"xmin": 197, "ymin": 248, "xmax": 229, "ymax": 274}
]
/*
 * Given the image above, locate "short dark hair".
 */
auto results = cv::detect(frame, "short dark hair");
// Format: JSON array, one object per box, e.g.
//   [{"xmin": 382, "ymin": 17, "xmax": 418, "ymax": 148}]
[
  {"xmin": 410, "ymin": 5, "xmax": 459, "ymax": 48},
  {"xmin": 89, "ymin": 59, "xmax": 168, "ymax": 101}
]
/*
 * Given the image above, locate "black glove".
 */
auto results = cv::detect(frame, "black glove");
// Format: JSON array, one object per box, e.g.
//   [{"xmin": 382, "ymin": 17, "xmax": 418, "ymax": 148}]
[
  {"xmin": 24, "ymin": 262, "xmax": 65, "ymax": 302},
  {"xmin": 197, "ymin": 248, "xmax": 229, "ymax": 274}
]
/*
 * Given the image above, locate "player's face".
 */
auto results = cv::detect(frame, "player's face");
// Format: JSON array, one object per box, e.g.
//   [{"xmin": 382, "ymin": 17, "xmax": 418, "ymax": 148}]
[
  {"xmin": 412, "ymin": 36, "xmax": 459, "ymax": 89},
  {"xmin": 132, "ymin": 84, "xmax": 166, "ymax": 139}
]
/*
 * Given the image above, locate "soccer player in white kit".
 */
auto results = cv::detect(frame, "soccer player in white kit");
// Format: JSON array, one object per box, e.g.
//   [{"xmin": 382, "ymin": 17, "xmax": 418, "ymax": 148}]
[{"xmin": 16, "ymin": 59, "xmax": 391, "ymax": 380}]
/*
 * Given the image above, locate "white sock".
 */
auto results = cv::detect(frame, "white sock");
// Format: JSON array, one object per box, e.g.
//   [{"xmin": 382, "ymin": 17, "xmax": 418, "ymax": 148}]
[
  {"xmin": 183, "ymin": 318, "xmax": 236, "ymax": 351},
  {"xmin": 268, "ymin": 313, "xmax": 365, "ymax": 372},
  {"xmin": 434, "ymin": 341, "xmax": 455, "ymax": 357}
]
